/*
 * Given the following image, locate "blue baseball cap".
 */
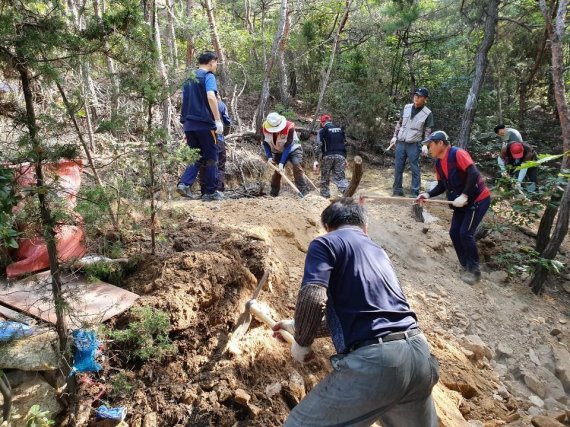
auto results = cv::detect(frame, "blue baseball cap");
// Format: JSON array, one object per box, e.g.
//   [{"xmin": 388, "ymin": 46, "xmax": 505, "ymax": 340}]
[
  {"xmin": 414, "ymin": 87, "xmax": 429, "ymax": 97},
  {"xmin": 422, "ymin": 130, "xmax": 448, "ymax": 144}
]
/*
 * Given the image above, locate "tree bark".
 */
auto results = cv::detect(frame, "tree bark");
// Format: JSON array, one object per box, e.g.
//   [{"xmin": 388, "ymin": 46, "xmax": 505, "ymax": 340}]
[
  {"xmin": 253, "ymin": 0, "xmax": 289, "ymax": 131},
  {"xmin": 531, "ymin": 180, "xmax": 570, "ymax": 295},
  {"xmin": 457, "ymin": 0, "xmax": 500, "ymax": 149},
  {"xmin": 517, "ymin": 29, "xmax": 547, "ymax": 133},
  {"xmin": 152, "ymin": 0, "xmax": 173, "ymax": 138},
  {"xmin": 535, "ymin": 188, "xmax": 563, "ymax": 253},
  {"xmin": 185, "ymin": 0, "xmax": 195, "ymax": 68},
  {"xmin": 309, "ymin": 0, "xmax": 352, "ymax": 133},
  {"xmin": 343, "ymin": 156, "xmax": 363, "ymax": 197},
  {"xmin": 203, "ymin": 0, "xmax": 228, "ymax": 92},
  {"xmin": 540, "ymin": 0, "xmax": 570, "ymax": 169},
  {"xmin": 278, "ymin": 7, "xmax": 291, "ymax": 107},
  {"xmin": 166, "ymin": 0, "xmax": 179, "ymax": 70}
]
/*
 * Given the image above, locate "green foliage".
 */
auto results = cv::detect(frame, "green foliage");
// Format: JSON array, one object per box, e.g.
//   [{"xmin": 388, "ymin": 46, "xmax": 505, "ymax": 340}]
[
  {"xmin": 492, "ymin": 245, "xmax": 565, "ymax": 277},
  {"xmin": 23, "ymin": 405, "xmax": 54, "ymax": 427},
  {"xmin": 0, "ymin": 167, "xmax": 19, "ymax": 251},
  {"xmin": 106, "ymin": 306, "xmax": 176, "ymax": 363},
  {"xmin": 110, "ymin": 371, "xmax": 134, "ymax": 397}
]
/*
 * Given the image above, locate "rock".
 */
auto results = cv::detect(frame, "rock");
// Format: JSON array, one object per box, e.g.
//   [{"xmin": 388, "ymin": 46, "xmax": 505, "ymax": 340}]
[
  {"xmin": 530, "ymin": 415, "xmax": 566, "ymax": 427},
  {"xmin": 535, "ymin": 367, "xmax": 567, "ymax": 404},
  {"xmin": 432, "ymin": 384, "xmax": 470, "ymax": 427},
  {"xmin": 550, "ymin": 328, "xmax": 562, "ymax": 336},
  {"xmin": 559, "ymin": 318, "xmax": 567, "ymax": 325},
  {"xmin": 529, "ymin": 348, "xmax": 541, "ymax": 365},
  {"xmin": 530, "ymin": 395, "xmax": 545, "ymax": 408},
  {"xmin": 0, "ymin": 331, "xmax": 59, "ymax": 370},
  {"xmin": 562, "ymin": 281, "xmax": 570, "ymax": 294},
  {"xmin": 462, "ymin": 335, "xmax": 493, "ymax": 361},
  {"xmin": 234, "ymin": 388, "xmax": 251, "ymax": 406},
  {"xmin": 496, "ymin": 342, "xmax": 514, "ymax": 358},
  {"xmin": 525, "ymin": 372, "xmax": 547, "ymax": 398},
  {"xmin": 265, "ymin": 382, "xmax": 282, "ymax": 398},
  {"xmin": 142, "ymin": 412, "xmax": 157, "ymax": 427},
  {"xmin": 492, "ymin": 362, "xmax": 508, "ymax": 378},
  {"xmin": 247, "ymin": 403, "xmax": 262, "ymax": 418},
  {"xmin": 551, "ymin": 345, "xmax": 570, "ymax": 392},
  {"xmin": 529, "ymin": 406, "xmax": 545, "ymax": 416},
  {"xmin": 468, "ymin": 421, "xmax": 484, "ymax": 427},
  {"xmin": 0, "ymin": 377, "xmax": 62, "ymax": 426},
  {"xmin": 287, "ymin": 370, "xmax": 306, "ymax": 402},
  {"xmin": 543, "ymin": 398, "xmax": 565, "ymax": 411},
  {"xmin": 496, "ymin": 382, "xmax": 510, "ymax": 398},
  {"xmin": 488, "ymin": 270, "xmax": 509, "ymax": 283}
]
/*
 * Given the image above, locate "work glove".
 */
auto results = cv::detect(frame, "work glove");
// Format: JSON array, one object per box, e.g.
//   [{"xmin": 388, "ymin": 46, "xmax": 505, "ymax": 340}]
[
  {"xmin": 313, "ymin": 161, "xmax": 319, "ymax": 171},
  {"xmin": 267, "ymin": 158, "xmax": 275, "ymax": 165},
  {"xmin": 452, "ymin": 194, "xmax": 468, "ymax": 208},
  {"xmin": 390, "ymin": 136, "xmax": 397, "ymax": 145},
  {"xmin": 215, "ymin": 120, "xmax": 224, "ymax": 134},
  {"xmin": 291, "ymin": 341, "xmax": 314, "ymax": 363},
  {"xmin": 421, "ymin": 145, "xmax": 429, "ymax": 157},
  {"xmin": 278, "ymin": 163, "xmax": 284, "ymax": 173},
  {"xmin": 272, "ymin": 319, "xmax": 295, "ymax": 342},
  {"xmin": 416, "ymin": 192, "xmax": 430, "ymax": 206}
]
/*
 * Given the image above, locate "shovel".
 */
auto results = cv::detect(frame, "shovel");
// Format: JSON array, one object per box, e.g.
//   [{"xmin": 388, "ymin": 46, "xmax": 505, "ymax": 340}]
[
  {"xmin": 267, "ymin": 161, "xmax": 303, "ymax": 197},
  {"xmin": 361, "ymin": 195, "xmax": 454, "ymax": 223}
]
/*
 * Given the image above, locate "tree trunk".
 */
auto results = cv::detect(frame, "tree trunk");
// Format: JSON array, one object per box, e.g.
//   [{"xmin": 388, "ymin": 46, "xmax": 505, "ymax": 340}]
[
  {"xmin": 517, "ymin": 29, "xmax": 547, "ymax": 133},
  {"xmin": 0, "ymin": 374, "xmax": 11, "ymax": 423},
  {"xmin": 203, "ymin": 0, "xmax": 228, "ymax": 93},
  {"xmin": 540, "ymin": 0, "xmax": 570, "ymax": 169},
  {"xmin": 185, "ymin": 0, "xmax": 195, "ymax": 68},
  {"xmin": 309, "ymin": 0, "xmax": 352, "ymax": 133},
  {"xmin": 278, "ymin": 9, "xmax": 291, "ymax": 107},
  {"xmin": 530, "ymin": 0, "xmax": 570, "ymax": 294},
  {"xmin": 253, "ymin": 0, "xmax": 289, "ymax": 131},
  {"xmin": 531, "ymin": 180, "xmax": 570, "ymax": 295},
  {"xmin": 95, "ymin": 0, "xmax": 120, "ymax": 120},
  {"xmin": 535, "ymin": 188, "xmax": 563, "ymax": 253},
  {"xmin": 19, "ymin": 66, "xmax": 68, "ymax": 355},
  {"xmin": 152, "ymin": 0, "xmax": 173, "ymax": 138},
  {"xmin": 166, "ymin": 0, "xmax": 179, "ymax": 70},
  {"xmin": 343, "ymin": 156, "xmax": 363, "ymax": 197},
  {"xmin": 457, "ymin": 0, "xmax": 500, "ymax": 149}
]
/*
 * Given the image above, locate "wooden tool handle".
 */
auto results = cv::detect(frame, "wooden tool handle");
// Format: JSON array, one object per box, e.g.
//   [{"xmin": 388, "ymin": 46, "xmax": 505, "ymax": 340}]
[
  {"xmin": 249, "ymin": 301, "xmax": 295, "ymax": 344},
  {"xmin": 364, "ymin": 195, "xmax": 454, "ymax": 205},
  {"xmin": 267, "ymin": 162, "xmax": 303, "ymax": 197}
]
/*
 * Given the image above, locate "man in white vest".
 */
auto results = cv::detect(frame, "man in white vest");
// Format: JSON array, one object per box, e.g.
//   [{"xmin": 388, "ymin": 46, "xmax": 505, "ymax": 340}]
[{"xmin": 390, "ymin": 87, "xmax": 434, "ymax": 197}]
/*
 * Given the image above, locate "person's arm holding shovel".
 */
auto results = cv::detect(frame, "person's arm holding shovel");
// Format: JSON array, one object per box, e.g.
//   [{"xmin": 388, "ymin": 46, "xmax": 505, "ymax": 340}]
[{"xmin": 273, "ymin": 283, "xmax": 329, "ymax": 363}]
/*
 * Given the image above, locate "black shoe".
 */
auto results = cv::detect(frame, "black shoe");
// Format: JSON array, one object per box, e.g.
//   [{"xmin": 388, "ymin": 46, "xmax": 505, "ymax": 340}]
[{"xmin": 392, "ymin": 191, "xmax": 404, "ymax": 197}]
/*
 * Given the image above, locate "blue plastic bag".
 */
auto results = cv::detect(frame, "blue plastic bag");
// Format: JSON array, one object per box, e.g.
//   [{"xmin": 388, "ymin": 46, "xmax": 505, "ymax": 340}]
[
  {"xmin": 70, "ymin": 329, "xmax": 102, "ymax": 375},
  {"xmin": 95, "ymin": 405, "xmax": 126, "ymax": 421},
  {"xmin": 0, "ymin": 321, "xmax": 32, "ymax": 341}
]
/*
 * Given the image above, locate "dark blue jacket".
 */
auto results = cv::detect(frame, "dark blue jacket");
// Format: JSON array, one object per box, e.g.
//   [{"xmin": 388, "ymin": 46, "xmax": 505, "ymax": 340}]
[
  {"xmin": 435, "ymin": 147, "xmax": 485, "ymax": 204},
  {"xmin": 180, "ymin": 69, "xmax": 216, "ymax": 131},
  {"xmin": 318, "ymin": 122, "xmax": 346, "ymax": 157}
]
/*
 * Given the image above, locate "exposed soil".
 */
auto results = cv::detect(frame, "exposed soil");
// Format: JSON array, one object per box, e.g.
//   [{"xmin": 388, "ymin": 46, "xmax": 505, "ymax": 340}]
[{"xmin": 80, "ymin": 159, "xmax": 570, "ymax": 427}]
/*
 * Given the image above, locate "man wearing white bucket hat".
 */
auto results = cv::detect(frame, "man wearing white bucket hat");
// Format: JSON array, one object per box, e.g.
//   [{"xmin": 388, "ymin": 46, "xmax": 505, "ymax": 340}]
[{"xmin": 262, "ymin": 112, "xmax": 309, "ymax": 197}]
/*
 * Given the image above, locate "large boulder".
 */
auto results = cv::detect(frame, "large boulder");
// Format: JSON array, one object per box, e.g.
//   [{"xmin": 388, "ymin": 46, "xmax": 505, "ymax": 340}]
[
  {"xmin": 0, "ymin": 331, "xmax": 59, "ymax": 371},
  {"xmin": 462, "ymin": 335, "xmax": 493, "ymax": 361},
  {"xmin": 551, "ymin": 345, "xmax": 570, "ymax": 392}
]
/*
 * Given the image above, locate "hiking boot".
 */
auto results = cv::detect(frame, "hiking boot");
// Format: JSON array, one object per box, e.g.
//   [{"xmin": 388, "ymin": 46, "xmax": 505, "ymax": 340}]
[
  {"xmin": 392, "ymin": 191, "xmax": 404, "ymax": 197},
  {"xmin": 201, "ymin": 191, "xmax": 224, "ymax": 202},
  {"xmin": 460, "ymin": 271, "xmax": 481, "ymax": 285},
  {"xmin": 409, "ymin": 192, "xmax": 419, "ymax": 198},
  {"xmin": 176, "ymin": 183, "xmax": 193, "ymax": 198}
]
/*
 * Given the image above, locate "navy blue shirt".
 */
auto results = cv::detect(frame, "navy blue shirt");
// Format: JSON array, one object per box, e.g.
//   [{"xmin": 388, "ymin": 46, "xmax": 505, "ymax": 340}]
[
  {"xmin": 181, "ymin": 69, "xmax": 218, "ymax": 132},
  {"xmin": 301, "ymin": 226, "xmax": 418, "ymax": 354}
]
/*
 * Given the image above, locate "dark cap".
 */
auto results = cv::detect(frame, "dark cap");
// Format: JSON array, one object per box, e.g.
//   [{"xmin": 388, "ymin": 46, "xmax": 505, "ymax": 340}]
[
  {"xmin": 422, "ymin": 130, "xmax": 448, "ymax": 144},
  {"xmin": 414, "ymin": 87, "xmax": 429, "ymax": 97}
]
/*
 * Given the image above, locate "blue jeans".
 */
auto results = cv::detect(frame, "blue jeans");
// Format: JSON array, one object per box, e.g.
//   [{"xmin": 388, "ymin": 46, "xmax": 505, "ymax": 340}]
[
  {"xmin": 178, "ymin": 130, "xmax": 219, "ymax": 195},
  {"xmin": 449, "ymin": 196, "xmax": 491, "ymax": 274},
  {"xmin": 285, "ymin": 334, "xmax": 439, "ymax": 427},
  {"xmin": 393, "ymin": 141, "xmax": 421, "ymax": 195}
]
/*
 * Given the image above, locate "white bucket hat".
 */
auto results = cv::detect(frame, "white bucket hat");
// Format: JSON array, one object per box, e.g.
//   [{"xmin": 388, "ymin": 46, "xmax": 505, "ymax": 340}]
[{"xmin": 263, "ymin": 112, "xmax": 287, "ymax": 133}]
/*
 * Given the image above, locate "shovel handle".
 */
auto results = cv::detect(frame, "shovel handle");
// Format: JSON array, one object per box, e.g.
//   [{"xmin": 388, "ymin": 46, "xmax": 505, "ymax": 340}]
[
  {"xmin": 363, "ymin": 195, "xmax": 454, "ymax": 205},
  {"xmin": 267, "ymin": 162, "xmax": 303, "ymax": 197},
  {"xmin": 249, "ymin": 301, "xmax": 295, "ymax": 344}
]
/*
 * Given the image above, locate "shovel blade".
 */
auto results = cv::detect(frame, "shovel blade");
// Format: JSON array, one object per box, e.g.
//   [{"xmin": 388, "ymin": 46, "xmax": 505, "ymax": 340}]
[
  {"xmin": 226, "ymin": 311, "xmax": 252, "ymax": 355},
  {"xmin": 412, "ymin": 204, "xmax": 425, "ymax": 223}
]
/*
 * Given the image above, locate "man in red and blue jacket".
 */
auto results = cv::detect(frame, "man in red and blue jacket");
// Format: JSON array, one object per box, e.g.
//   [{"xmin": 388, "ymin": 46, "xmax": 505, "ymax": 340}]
[{"xmin": 416, "ymin": 131, "xmax": 491, "ymax": 285}]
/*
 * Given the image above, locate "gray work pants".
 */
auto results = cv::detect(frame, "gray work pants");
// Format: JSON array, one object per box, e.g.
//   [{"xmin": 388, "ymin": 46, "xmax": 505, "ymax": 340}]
[{"xmin": 285, "ymin": 334, "xmax": 439, "ymax": 427}]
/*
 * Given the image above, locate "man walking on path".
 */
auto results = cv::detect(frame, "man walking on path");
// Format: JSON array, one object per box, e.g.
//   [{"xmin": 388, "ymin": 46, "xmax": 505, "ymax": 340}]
[
  {"xmin": 262, "ymin": 112, "xmax": 309, "ymax": 197},
  {"xmin": 391, "ymin": 87, "xmax": 434, "ymax": 197},
  {"xmin": 416, "ymin": 131, "xmax": 491, "ymax": 285},
  {"xmin": 176, "ymin": 51, "xmax": 224, "ymax": 202},
  {"xmin": 177, "ymin": 94, "xmax": 231, "ymax": 196},
  {"xmin": 313, "ymin": 114, "xmax": 348, "ymax": 198},
  {"xmin": 273, "ymin": 198, "xmax": 439, "ymax": 427}
]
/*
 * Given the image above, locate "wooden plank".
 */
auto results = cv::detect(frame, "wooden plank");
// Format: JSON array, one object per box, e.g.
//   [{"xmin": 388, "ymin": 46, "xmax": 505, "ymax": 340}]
[{"xmin": 0, "ymin": 271, "xmax": 139, "ymax": 328}]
